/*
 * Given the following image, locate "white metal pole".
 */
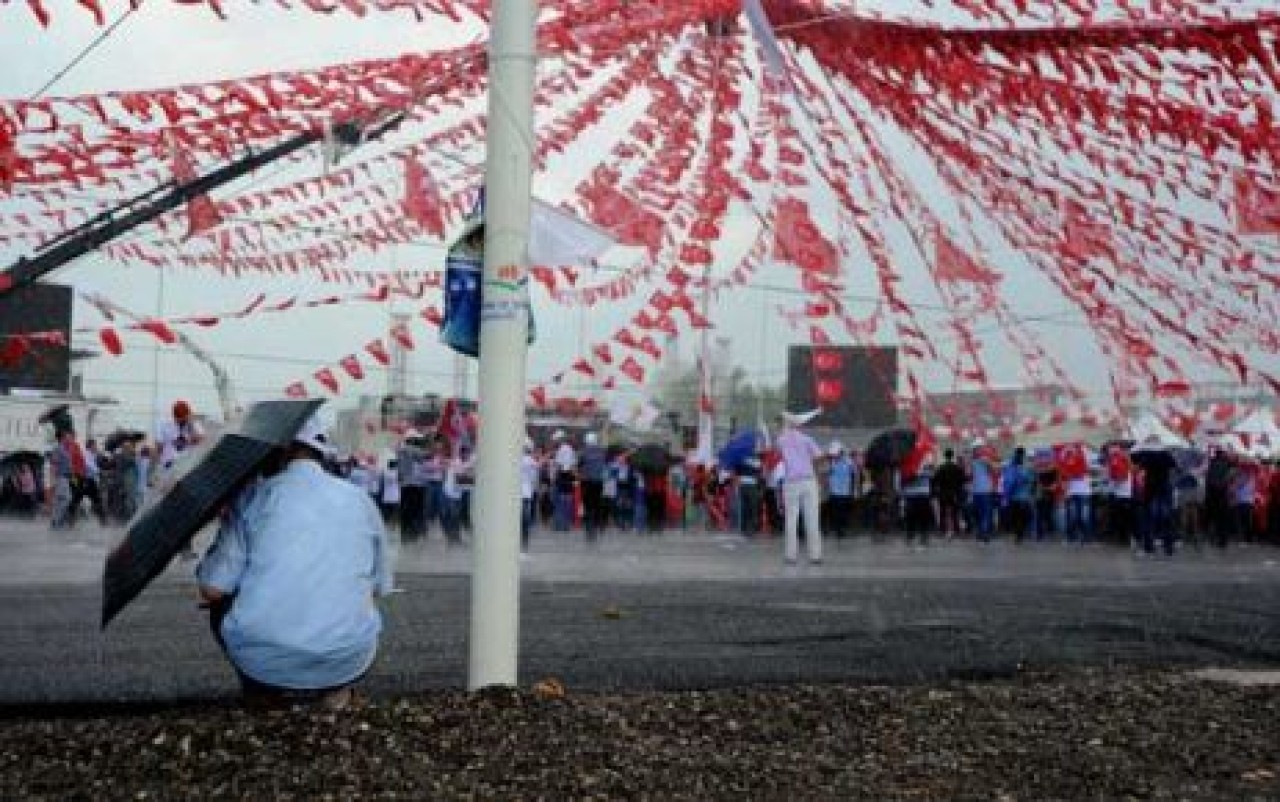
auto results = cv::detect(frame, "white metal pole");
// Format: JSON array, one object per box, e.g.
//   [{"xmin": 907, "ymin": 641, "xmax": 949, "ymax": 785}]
[{"xmin": 468, "ymin": 0, "xmax": 537, "ymax": 690}]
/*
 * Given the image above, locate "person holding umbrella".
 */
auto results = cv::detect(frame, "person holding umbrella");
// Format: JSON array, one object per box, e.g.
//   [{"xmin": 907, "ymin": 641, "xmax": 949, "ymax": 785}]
[
  {"xmin": 1131, "ymin": 435, "xmax": 1178, "ymax": 556},
  {"xmin": 196, "ymin": 410, "xmax": 393, "ymax": 709},
  {"xmin": 776, "ymin": 410, "xmax": 825, "ymax": 565}
]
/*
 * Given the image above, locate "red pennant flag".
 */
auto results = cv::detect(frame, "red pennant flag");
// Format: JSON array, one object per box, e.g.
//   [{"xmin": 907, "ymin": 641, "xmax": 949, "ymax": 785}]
[
  {"xmin": 364, "ymin": 338, "xmax": 391, "ymax": 366},
  {"xmin": 637, "ymin": 337, "xmax": 662, "ymax": 360},
  {"xmin": 592, "ymin": 343, "xmax": 613, "ymax": 365},
  {"xmin": 421, "ymin": 305, "xmax": 443, "ymax": 327},
  {"xmin": 699, "ymin": 392, "xmax": 715, "ymax": 415},
  {"xmin": 284, "ymin": 382, "xmax": 308, "ymax": 399},
  {"xmin": 1233, "ymin": 171, "xmax": 1280, "ymax": 235},
  {"xmin": 389, "ymin": 321, "xmax": 415, "ymax": 350},
  {"xmin": 0, "ymin": 336, "xmax": 28, "ymax": 367},
  {"xmin": 99, "ymin": 327, "xmax": 123, "ymax": 356},
  {"xmin": 314, "ymin": 367, "xmax": 340, "ymax": 395},
  {"xmin": 138, "ymin": 319, "xmax": 177, "ymax": 345},
  {"xmin": 934, "ymin": 230, "xmax": 1000, "ymax": 284},
  {"xmin": 1154, "ymin": 380, "xmax": 1192, "ymax": 398},
  {"xmin": 530, "ymin": 385, "xmax": 548, "ymax": 408},
  {"xmin": 619, "ymin": 356, "xmax": 645, "ymax": 384},
  {"xmin": 572, "ymin": 358, "xmax": 596, "ymax": 377},
  {"xmin": 339, "ymin": 354, "xmax": 365, "ymax": 380},
  {"xmin": 1063, "ymin": 200, "xmax": 1110, "ymax": 259}
]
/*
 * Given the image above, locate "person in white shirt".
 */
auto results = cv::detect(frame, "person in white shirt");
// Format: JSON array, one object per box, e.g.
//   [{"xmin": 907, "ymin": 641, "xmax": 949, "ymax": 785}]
[
  {"xmin": 378, "ymin": 460, "xmax": 401, "ymax": 526},
  {"xmin": 775, "ymin": 412, "xmax": 825, "ymax": 565},
  {"xmin": 520, "ymin": 441, "xmax": 540, "ymax": 551},
  {"xmin": 197, "ymin": 411, "xmax": 391, "ymax": 709},
  {"xmin": 155, "ymin": 399, "xmax": 205, "ymax": 473},
  {"xmin": 442, "ymin": 445, "xmax": 476, "ymax": 545},
  {"xmin": 551, "ymin": 431, "xmax": 578, "ymax": 532}
]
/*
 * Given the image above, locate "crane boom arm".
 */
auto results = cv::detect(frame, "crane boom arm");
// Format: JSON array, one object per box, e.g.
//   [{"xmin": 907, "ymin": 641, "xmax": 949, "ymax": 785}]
[{"xmin": 0, "ymin": 113, "xmax": 404, "ymax": 298}]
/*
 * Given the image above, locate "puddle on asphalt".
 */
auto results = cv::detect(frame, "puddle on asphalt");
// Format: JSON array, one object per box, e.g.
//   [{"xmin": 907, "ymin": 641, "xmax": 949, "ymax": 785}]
[{"xmin": 1190, "ymin": 668, "xmax": 1280, "ymax": 687}]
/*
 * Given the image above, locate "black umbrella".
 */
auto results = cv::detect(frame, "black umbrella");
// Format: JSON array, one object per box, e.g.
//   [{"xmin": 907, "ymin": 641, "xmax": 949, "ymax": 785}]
[
  {"xmin": 864, "ymin": 428, "xmax": 917, "ymax": 470},
  {"xmin": 38, "ymin": 403, "xmax": 74, "ymax": 436},
  {"xmin": 101, "ymin": 398, "xmax": 322, "ymax": 628},
  {"xmin": 631, "ymin": 443, "xmax": 671, "ymax": 474},
  {"xmin": 104, "ymin": 429, "xmax": 146, "ymax": 452}
]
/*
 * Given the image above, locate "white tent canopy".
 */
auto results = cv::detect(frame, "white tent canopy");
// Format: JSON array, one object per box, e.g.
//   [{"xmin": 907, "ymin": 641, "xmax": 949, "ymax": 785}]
[{"xmin": 1127, "ymin": 412, "xmax": 1189, "ymax": 448}]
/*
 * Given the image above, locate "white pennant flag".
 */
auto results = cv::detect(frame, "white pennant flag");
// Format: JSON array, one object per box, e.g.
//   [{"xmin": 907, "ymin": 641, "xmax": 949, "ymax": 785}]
[{"xmin": 529, "ymin": 199, "xmax": 617, "ymax": 267}]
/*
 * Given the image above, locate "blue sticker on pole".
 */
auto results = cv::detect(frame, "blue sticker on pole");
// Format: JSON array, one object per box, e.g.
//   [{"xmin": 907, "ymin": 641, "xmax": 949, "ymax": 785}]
[{"xmin": 440, "ymin": 214, "xmax": 536, "ymax": 359}]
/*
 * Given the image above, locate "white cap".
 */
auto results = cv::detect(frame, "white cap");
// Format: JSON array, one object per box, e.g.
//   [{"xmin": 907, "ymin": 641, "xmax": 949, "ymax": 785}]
[
  {"xmin": 782, "ymin": 408, "xmax": 821, "ymax": 427},
  {"xmin": 584, "ymin": 431, "xmax": 599, "ymax": 446},
  {"xmin": 828, "ymin": 441, "xmax": 843, "ymax": 456},
  {"xmin": 294, "ymin": 412, "xmax": 334, "ymax": 457},
  {"xmin": 551, "ymin": 429, "xmax": 566, "ymax": 441}
]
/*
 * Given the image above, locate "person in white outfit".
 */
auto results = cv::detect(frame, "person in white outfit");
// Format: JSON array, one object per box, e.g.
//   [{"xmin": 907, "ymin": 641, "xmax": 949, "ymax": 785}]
[{"xmin": 775, "ymin": 411, "xmax": 826, "ymax": 565}]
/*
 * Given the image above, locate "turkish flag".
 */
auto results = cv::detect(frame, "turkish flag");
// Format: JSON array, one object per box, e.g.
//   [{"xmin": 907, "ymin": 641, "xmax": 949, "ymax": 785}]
[
  {"xmin": 773, "ymin": 196, "xmax": 838, "ymax": 275},
  {"xmin": 170, "ymin": 140, "xmax": 223, "ymax": 238},
  {"xmin": 900, "ymin": 425, "xmax": 934, "ymax": 481},
  {"xmin": 1056, "ymin": 443, "xmax": 1088, "ymax": 481},
  {"xmin": 403, "ymin": 157, "xmax": 445, "ymax": 236},
  {"xmin": 1233, "ymin": 171, "xmax": 1280, "ymax": 236}
]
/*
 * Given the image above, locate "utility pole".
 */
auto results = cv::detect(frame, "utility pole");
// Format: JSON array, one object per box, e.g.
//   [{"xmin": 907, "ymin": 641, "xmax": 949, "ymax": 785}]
[{"xmin": 468, "ymin": 0, "xmax": 537, "ymax": 690}]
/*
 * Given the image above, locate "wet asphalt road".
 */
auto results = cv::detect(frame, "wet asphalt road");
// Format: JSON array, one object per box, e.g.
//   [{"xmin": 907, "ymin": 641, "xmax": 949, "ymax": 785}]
[{"xmin": 2, "ymin": 520, "xmax": 1279, "ymax": 707}]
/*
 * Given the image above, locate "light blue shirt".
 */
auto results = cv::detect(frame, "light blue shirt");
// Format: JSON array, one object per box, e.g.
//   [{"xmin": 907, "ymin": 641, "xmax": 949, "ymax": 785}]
[
  {"xmin": 827, "ymin": 456, "xmax": 855, "ymax": 497},
  {"xmin": 198, "ymin": 459, "xmax": 392, "ymax": 690}
]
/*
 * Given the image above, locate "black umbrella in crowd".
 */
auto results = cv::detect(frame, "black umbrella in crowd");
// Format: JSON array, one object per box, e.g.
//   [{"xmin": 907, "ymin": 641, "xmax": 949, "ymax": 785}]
[
  {"xmin": 38, "ymin": 403, "xmax": 74, "ymax": 436},
  {"xmin": 103, "ymin": 429, "xmax": 146, "ymax": 452},
  {"xmin": 101, "ymin": 398, "xmax": 322, "ymax": 628},
  {"xmin": 863, "ymin": 428, "xmax": 917, "ymax": 470},
  {"xmin": 630, "ymin": 443, "xmax": 671, "ymax": 474}
]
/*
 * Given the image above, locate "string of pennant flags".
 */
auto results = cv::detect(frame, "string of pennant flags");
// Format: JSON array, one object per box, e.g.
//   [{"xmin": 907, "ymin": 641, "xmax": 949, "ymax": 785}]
[{"xmin": 3, "ymin": 1, "xmax": 1280, "ymax": 438}]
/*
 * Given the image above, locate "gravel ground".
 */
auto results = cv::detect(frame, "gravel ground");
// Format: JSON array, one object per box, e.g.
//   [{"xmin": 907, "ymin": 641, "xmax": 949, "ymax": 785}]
[{"xmin": 3, "ymin": 669, "xmax": 1278, "ymax": 801}]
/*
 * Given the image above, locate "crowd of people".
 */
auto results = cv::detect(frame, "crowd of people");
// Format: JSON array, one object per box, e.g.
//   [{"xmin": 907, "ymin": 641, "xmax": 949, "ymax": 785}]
[
  {"xmin": 6, "ymin": 399, "xmax": 1278, "ymax": 565},
  {"xmin": 0, "ymin": 399, "xmax": 203, "ymax": 529},
  {"xmin": 330, "ymin": 420, "xmax": 1280, "ymax": 562}
]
